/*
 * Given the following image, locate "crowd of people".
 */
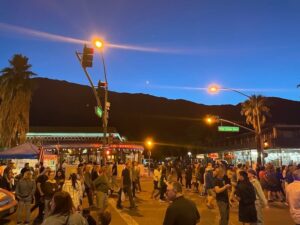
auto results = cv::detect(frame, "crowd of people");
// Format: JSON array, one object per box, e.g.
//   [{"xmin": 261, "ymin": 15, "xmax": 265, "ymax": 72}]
[{"xmin": 0, "ymin": 159, "xmax": 299, "ymax": 225}]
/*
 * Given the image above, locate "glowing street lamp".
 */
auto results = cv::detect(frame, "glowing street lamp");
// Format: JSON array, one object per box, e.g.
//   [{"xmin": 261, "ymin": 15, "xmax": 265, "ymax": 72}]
[
  {"xmin": 145, "ymin": 138, "xmax": 154, "ymax": 176},
  {"xmin": 208, "ymin": 84, "xmax": 221, "ymax": 94}
]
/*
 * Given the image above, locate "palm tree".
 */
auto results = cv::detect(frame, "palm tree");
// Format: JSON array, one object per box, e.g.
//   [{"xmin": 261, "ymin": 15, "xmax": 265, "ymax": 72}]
[
  {"xmin": 241, "ymin": 95, "xmax": 270, "ymax": 164},
  {"xmin": 0, "ymin": 54, "xmax": 36, "ymax": 148}
]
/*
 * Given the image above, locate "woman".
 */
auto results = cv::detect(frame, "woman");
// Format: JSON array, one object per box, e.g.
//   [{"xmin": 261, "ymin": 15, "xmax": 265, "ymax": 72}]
[
  {"xmin": 235, "ymin": 171, "xmax": 257, "ymax": 225},
  {"xmin": 16, "ymin": 171, "xmax": 36, "ymax": 225},
  {"xmin": 44, "ymin": 170, "xmax": 59, "ymax": 218},
  {"xmin": 56, "ymin": 170, "xmax": 65, "ymax": 191},
  {"xmin": 42, "ymin": 191, "xmax": 87, "ymax": 225},
  {"xmin": 63, "ymin": 173, "xmax": 83, "ymax": 211}
]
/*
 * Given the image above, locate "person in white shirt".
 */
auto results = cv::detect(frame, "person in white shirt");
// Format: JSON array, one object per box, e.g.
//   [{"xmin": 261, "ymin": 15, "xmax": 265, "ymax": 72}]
[
  {"xmin": 286, "ymin": 169, "xmax": 300, "ymax": 225},
  {"xmin": 151, "ymin": 165, "xmax": 161, "ymax": 199}
]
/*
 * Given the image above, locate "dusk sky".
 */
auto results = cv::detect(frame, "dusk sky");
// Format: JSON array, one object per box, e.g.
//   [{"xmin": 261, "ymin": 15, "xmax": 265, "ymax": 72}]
[{"xmin": 1, "ymin": 0, "xmax": 300, "ymax": 105}]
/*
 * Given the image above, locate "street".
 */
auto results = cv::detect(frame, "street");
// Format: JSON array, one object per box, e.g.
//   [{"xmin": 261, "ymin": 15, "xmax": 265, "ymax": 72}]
[{"xmin": 3, "ymin": 176, "xmax": 294, "ymax": 225}]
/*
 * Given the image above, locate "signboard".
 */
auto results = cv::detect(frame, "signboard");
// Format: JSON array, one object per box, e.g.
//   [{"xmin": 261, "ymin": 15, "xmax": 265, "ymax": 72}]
[{"xmin": 218, "ymin": 126, "xmax": 239, "ymax": 132}]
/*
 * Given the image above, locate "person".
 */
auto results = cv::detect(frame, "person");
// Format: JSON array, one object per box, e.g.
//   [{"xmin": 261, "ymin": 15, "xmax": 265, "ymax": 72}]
[
  {"xmin": 99, "ymin": 210, "xmax": 112, "ymax": 225},
  {"xmin": 151, "ymin": 165, "xmax": 161, "ymax": 199},
  {"xmin": 20, "ymin": 163, "xmax": 31, "ymax": 177},
  {"xmin": 84, "ymin": 164, "xmax": 94, "ymax": 207},
  {"xmin": 111, "ymin": 161, "xmax": 118, "ymax": 192},
  {"xmin": 159, "ymin": 166, "xmax": 168, "ymax": 202},
  {"xmin": 56, "ymin": 169, "xmax": 65, "ymax": 191},
  {"xmin": 135, "ymin": 162, "xmax": 142, "ymax": 192},
  {"xmin": 214, "ymin": 167, "xmax": 231, "ymax": 225},
  {"xmin": 185, "ymin": 165, "xmax": 193, "ymax": 190},
  {"xmin": 204, "ymin": 163, "xmax": 215, "ymax": 209},
  {"xmin": 32, "ymin": 167, "xmax": 50, "ymax": 221},
  {"xmin": 131, "ymin": 161, "xmax": 138, "ymax": 198},
  {"xmin": 15, "ymin": 171, "xmax": 36, "ymax": 225},
  {"xmin": 247, "ymin": 169, "xmax": 268, "ymax": 225},
  {"xmin": 286, "ymin": 169, "xmax": 300, "ymax": 225},
  {"xmin": 82, "ymin": 209, "xmax": 96, "ymax": 225},
  {"xmin": 43, "ymin": 170, "xmax": 59, "ymax": 218},
  {"xmin": 41, "ymin": 191, "xmax": 87, "ymax": 225},
  {"xmin": 1, "ymin": 169, "xmax": 15, "ymax": 191},
  {"xmin": 176, "ymin": 163, "xmax": 183, "ymax": 185},
  {"xmin": 163, "ymin": 181, "xmax": 200, "ymax": 225},
  {"xmin": 117, "ymin": 161, "xmax": 136, "ymax": 209},
  {"xmin": 63, "ymin": 173, "xmax": 83, "ymax": 211},
  {"xmin": 93, "ymin": 166, "xmax": 110, "ymax": 212},
  {"xmin": 3, "ymin": 161, "xmax": 14, "ymax": 180},
  {"xmin": 235, "ymin": 171, "xmax": 257, "ymax": 225}
]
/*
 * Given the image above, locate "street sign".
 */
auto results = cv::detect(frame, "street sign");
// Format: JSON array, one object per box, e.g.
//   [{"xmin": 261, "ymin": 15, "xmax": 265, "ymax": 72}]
[
  {"xmin": 218, "ymin": 126, "xmax": 239, "ymax": 132},
  {"xmin": 95, "ymin": 106, "xmax": 103, "ymax": 118}
]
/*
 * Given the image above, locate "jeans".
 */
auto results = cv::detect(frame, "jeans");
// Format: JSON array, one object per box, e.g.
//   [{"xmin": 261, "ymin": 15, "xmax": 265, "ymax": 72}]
[
  {"xmin": 217, "ymin": 201, "xmax": 229, "ymax": 225},
  {"xmin": 132, "ymin": 181, "xmax": 136, "ymax": 197},
  {"xmin": 17, "ymin": 200, "xmax": 31, "ymax": 223},
  {"xmin": 95, "ymin": 191, "xmax": 108, "ymax": 212},
  {"xmin": 136, "ymin": 177, "xmax": 142, "ymax": 191},
  {"xmin": 86, "ymin": 188, "xmax": 94, "ymax": 206},
  {"xmin": 44, "ymin": 199, "xmax": 51, "ymax": 219},
  {"xmin": 250, "ymin": 200, "xmax": 264, "ymax": 225}
]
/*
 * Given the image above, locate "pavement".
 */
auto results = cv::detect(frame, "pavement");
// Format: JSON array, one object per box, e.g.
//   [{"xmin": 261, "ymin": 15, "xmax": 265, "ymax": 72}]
[{"xmin": 2, "ymin": 176, "xmax": 294, "ymax": 225}]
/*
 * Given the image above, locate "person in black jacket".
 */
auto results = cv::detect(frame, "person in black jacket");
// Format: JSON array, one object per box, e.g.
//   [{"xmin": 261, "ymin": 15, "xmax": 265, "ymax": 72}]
[{"xmin": 235, "ymin": 171, "xmax": 257, "ymax": 225}]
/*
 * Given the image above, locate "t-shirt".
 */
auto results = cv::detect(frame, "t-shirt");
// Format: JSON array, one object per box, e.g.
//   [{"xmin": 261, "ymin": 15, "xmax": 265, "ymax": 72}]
[
  {"xmin": 122, "ymin": 168, "xmax": 131, "ymax": 186},
  {"xmin": 163, "ymin": 196, "xmax": 200, "ymax": 225},
  {"xmin": 36, "ymin": 174, "xmax": 48, "ymax": 196},
  {"xmin": 214, "ymin": 178, "xmax": 229, "ymax": 203}
]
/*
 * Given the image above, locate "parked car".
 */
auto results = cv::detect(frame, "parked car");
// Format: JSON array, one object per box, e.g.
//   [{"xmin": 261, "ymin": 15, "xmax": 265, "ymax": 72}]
[{"xmin": 0, "ymin": 188, "xmax": 17, "ymax": 217}]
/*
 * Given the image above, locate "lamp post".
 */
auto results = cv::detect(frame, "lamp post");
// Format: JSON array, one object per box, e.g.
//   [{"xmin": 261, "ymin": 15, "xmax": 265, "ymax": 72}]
[
  {"xmin": 94, "ymin": 39, "xmax": 110, "ymax": 165},
  {"xmin": 145, "ymin": 139, "xmax": 153, "ymax": 176},
  {"xmin": 207, "ymin": 84, "xmax": 264, "ymax": 165},
  {"xmin": 187, "ymin": 151, "xmax": 192, "ymax": 164}
]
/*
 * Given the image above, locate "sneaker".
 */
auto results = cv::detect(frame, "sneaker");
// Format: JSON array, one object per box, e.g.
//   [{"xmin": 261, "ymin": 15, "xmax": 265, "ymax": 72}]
[
  {"xmin": 24, "ymin": 222, "xmax": 30, "ymax": 225},
  {"xmin": 159, "ymin": 199, "xmax": 166, "ymax": 203}
]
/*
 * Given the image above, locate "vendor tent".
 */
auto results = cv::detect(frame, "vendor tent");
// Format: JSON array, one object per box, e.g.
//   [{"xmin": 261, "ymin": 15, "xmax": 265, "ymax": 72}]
[{"xmin": 0, "ymin": 143, "xmax": 39, "ymax": 159}]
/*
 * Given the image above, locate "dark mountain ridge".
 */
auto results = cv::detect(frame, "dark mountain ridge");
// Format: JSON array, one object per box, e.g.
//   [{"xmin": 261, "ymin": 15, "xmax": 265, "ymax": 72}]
[{"xmin": 30, "ymin": 78, "xmax": 300, "ymax": 153}]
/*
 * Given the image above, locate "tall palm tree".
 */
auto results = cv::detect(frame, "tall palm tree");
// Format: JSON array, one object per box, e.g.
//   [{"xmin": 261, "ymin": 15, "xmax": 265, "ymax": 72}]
[
  {"xmin": 0, "ymin": 54, "xmax": 36, "ymax": 148},
  {"xmin": 241, "ymin": 95, "xmax": 270, "ymax": 164}
]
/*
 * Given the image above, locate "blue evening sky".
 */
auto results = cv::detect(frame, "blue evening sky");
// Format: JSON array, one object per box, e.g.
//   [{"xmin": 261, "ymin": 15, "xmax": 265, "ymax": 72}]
[{"xmin": 1, "ymin": 0, "xmax": 300, "ymax": 105}]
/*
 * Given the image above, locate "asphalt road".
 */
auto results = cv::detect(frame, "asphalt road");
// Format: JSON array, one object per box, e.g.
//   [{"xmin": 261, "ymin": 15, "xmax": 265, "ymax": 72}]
[{"xmin": 3, "ymin": 176, "xmax": 294, "ymax": 225}]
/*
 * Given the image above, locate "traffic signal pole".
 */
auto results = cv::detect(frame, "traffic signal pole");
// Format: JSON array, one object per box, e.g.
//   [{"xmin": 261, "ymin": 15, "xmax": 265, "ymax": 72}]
[{"xmin": 75, "ymin": 51, "xmax": 102, "ymax": 108}]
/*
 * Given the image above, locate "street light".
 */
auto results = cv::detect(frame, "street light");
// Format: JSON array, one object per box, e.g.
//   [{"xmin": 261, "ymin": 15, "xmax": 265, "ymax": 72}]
[
  {"xmin": 145, "ymin": 138, "xmax": 153, "ymax": 176},
  {"xmin": 207, "ymin": 83, "xmax": 264, "ymax": 165},
  {"xmin": 94, "ymin": 38, "xmax": 109, "ymax": 164}
]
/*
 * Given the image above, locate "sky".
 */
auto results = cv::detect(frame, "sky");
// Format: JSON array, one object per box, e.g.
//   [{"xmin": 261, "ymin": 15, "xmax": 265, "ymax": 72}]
[{"xmin": 1, "ymin": 0, "xmax": 300, "ymax": 105}]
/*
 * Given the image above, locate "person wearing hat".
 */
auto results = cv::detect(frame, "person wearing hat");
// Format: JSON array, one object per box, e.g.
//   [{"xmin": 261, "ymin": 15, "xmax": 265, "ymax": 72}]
[{"xmin": 247, "ymin": 169, "xmax": 268, "ymax": 225}]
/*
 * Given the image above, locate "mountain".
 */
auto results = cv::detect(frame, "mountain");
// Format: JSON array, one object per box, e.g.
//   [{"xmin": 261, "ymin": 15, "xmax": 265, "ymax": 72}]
[{"xmin": 29, "ymin": 78, "xmax": 300, "ymax": 154}]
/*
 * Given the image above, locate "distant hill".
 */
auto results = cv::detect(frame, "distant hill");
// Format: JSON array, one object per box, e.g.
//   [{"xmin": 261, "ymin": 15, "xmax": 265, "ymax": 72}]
[{"xmin": 29, "ymin": 78, "xmax": 300, "ymax": 155}]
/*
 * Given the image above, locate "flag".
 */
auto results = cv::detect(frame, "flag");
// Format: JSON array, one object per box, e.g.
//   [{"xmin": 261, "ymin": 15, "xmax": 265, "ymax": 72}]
[{"xmin": 39, "ymin": 147, "xmax": 45, "ymax": 163}]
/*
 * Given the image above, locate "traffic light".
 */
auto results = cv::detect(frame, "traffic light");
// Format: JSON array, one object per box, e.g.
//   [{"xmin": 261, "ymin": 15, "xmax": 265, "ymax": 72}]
[{"xmin": 81, "ymin": 45, "xmax": 94, "ymax": 68}]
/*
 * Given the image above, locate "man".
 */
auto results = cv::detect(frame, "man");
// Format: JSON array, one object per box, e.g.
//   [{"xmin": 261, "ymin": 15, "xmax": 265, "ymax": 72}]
[
  {"xmin": 84, "ymin": 164, "xmax": 94, "ymax": 207},
  {"xmin": 32, "ymin": 167, "xmax": 50, "ymax": 221},
  {"xmin": 20, "ymin": 163, "xmax": 31, "ymax": 177},
  {"xmin": 214, "ymin": 167, "xmax": 231, "ymax": 225},
  {"xmin": 93, "ymin": 166, "xmax": 110, "ymax": 212},
  {"xmin": 163, "ymin": 181, "xmax": 200, "ymax": 225},
  {"xmin": 286, "ymin": 169, "xmax": 300, "ymax": 225},
  {"xmin": 247, "ymin": 169, "xmax": 268, "ymax": 225},
  {"xmin": 117, "ymin": 161, "xmax": 136, "ymax": 209}
]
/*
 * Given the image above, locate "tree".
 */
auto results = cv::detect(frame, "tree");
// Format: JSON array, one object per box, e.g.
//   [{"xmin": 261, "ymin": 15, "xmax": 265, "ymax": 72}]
[
  {"xmin": 241, "ymin": 95, "xmax": 270, "ymax": 164},
  {"xmin": 0, "ymin": 54, "xmax": 36, "ymax": 148}
]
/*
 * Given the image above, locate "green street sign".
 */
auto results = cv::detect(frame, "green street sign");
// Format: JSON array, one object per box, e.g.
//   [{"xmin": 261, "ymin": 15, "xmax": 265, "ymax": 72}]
[
  {"xmin": 95, "ymin": 106, "xmax": 103, "ymax": 118},
  {"xmin": 218, "ymin": 126, "xmax": 240, "ymax": 132}
]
